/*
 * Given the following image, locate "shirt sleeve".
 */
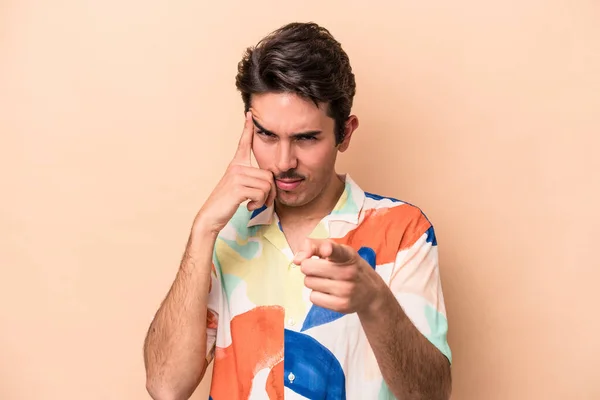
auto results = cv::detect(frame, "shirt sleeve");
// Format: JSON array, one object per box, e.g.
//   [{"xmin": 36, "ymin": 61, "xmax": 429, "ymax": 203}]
[
  {"xmin": 205, "ymin": 248, "xmax": 222, "ymax": 365},
  {"xmin": 389, "ymin": 211, "xmax": 452, "ymax": 363}
]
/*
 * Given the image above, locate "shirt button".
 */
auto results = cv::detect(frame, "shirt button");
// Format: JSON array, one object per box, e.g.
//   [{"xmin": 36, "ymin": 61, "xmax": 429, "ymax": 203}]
[
  {"xmin": 288, "ymin": 372, "xmax": 295, "ymax": 383},
  {"xmin": 287, "ymin": 318, "xmax": 295, "ymax": 326}
]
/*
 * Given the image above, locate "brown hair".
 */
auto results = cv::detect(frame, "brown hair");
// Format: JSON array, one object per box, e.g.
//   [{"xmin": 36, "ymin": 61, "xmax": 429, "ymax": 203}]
[{"xmin": 235, "ymin": 22, "xmax": 356, "ymax": 144}]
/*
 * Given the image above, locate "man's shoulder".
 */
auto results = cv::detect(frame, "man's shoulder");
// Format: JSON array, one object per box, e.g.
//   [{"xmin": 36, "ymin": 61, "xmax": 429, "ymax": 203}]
[
  {"xmin": 359, "ymin": 190, "xmax": 434, "ymax": 241},
  {"xmin": 362, "ymin": 190, "xmax": 429, "ymax": 221}
]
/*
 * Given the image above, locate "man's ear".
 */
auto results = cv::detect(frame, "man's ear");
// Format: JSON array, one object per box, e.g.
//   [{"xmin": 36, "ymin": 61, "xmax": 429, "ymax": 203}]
[{"xmin": 338, "ymin": 115, "xmax": 359, "ymax": 152}]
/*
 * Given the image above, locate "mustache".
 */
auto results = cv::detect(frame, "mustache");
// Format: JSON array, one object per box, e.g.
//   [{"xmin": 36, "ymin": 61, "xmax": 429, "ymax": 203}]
[{"xmin": 275, "ymin": 170, "xmax": 305, "ymax": 180}]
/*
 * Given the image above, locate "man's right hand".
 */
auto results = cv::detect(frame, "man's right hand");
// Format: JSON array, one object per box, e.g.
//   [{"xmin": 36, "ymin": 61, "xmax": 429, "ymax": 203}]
[{"xmin": 194, "ymin": 111, "xmax": 276, "ymax": 235}]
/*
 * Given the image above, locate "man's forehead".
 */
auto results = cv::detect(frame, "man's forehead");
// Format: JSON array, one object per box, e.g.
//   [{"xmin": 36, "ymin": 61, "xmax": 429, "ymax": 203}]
[{"xmin": 250, "ymin": 93, "xmax": 332, "ymax": 132}]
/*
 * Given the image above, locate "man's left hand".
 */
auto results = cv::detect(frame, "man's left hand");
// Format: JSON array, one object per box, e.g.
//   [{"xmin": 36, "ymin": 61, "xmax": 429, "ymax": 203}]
[{"xmin": 293, "ymin": 239, "xmax": 385, "ymax": 314}]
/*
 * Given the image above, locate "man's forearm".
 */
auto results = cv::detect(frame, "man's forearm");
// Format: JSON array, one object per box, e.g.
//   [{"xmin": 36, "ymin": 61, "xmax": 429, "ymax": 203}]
[
  {"xmin": 143, "ymin": 225, "xmax": 218, "ymax": 400},
  {"xmin": 357, "ymin": 286, "xmax": 452, "ymax": 400}
]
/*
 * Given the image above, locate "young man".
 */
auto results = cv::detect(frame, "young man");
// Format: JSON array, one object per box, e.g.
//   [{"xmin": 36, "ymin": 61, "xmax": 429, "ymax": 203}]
[{"xmin": 144, "ymin": 22, "xmax": 452, "ymax": 400}]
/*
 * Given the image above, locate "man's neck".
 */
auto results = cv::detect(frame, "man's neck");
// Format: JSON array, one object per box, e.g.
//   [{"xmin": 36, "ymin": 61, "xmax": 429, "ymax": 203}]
[{"xmin": 275, "ymin": 173, "xmax": 345, "ymax": 226}]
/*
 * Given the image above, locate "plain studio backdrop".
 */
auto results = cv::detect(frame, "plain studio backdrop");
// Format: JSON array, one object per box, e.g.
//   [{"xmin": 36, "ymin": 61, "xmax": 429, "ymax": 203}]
[{"xmin": 1, "ymin": 1, "xmax": 599, "ymax": 399}]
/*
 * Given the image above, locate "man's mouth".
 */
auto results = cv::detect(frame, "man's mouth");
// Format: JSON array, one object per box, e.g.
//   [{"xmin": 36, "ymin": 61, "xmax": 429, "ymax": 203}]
[{"xmin": 275, "ymin": 178, "xmax": 304, "ymax": 191}]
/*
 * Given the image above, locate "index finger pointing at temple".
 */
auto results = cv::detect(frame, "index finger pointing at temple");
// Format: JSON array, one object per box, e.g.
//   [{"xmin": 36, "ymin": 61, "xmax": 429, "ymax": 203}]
[{"xmin": 232, "ymin": 111, "xmax": 254, "ymax": 166}]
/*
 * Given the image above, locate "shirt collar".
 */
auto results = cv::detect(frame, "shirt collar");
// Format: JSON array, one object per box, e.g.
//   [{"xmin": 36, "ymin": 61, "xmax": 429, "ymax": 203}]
[{"xmin": 247, "ymin": 173, "xmax": 365, "ymax": 228}]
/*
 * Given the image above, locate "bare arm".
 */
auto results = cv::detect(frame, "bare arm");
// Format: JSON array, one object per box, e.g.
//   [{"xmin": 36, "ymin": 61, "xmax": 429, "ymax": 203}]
[
  {"xmin": 143, "ymin": 222, "xmax": 217, "ymax": 400},
  {"xmin": 357, "ymin": 219, "xmax": 452, "ymax": 399},
  {"xmin": 143, "ymin": 112, "xmax": 275, "ymax": 400},
  {"xmin": 357, "ymin": 288, "xmax": 452, "ymax": 400}
]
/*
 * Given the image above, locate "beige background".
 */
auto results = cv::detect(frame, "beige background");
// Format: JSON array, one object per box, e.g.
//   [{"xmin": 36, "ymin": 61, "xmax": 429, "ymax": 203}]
[{"xmin": 2, "ymin": 0, "xmax": 599, "ymax": 399}]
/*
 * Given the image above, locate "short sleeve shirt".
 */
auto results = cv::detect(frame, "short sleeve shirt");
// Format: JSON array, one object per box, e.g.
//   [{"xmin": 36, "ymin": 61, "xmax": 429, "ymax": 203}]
[{"xmin": 205, "ymin": 174, "xmax": 451, "ymax": 399}]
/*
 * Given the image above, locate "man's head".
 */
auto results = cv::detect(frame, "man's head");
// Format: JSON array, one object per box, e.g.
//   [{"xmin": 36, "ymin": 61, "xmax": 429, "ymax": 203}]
[{"xmin": 235, "ymin": 22, "xmax": 359, "ymax": 208}]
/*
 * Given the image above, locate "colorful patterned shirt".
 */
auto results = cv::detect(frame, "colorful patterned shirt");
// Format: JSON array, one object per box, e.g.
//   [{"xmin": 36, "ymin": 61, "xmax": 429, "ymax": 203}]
[{"xmin": 205, "ymin": 174, "xmax": 451, "ymax": 399}]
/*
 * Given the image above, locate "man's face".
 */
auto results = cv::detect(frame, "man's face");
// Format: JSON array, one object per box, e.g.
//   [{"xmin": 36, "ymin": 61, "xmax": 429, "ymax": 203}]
[{"xmin": 249, "ymin": 92, "xmax": 353, "ymax": 208}]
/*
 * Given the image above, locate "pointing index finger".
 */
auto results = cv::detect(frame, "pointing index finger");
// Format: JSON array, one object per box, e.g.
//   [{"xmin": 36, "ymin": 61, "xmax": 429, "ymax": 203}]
[
  {"xmin": 233, "ymin": 111, "xmax": 254, "ymax": 165},
  {"xmin": 321, "ymin": 241, "xmax": 354, "ymax": 264},
  {"xmin": 294, "ymin": 239, "xmax": 354, "ymax": 265}
]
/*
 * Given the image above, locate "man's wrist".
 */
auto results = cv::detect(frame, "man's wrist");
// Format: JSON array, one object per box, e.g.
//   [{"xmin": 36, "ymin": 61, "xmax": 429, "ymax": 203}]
[
  {"xmin": 192, "ymin": 212, "xmax": 221, "ymax": 238},
  {"xmin": 357, "ymin": 270, "xmax": 391, "ymax": 322}
]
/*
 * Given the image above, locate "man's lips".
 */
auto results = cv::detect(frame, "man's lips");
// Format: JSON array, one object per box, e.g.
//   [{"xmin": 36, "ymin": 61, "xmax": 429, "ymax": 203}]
[{"xmin": 275, "ymin": 179, "xmax": 303, "ymax": 190}]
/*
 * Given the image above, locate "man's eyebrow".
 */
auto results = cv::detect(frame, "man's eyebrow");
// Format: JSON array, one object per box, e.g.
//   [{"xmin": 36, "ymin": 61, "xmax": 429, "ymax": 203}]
[
  {"xmin": 252, "ymin": 117, "xmax": 322, "ymax": 137},
  {"xmin": 252, "ymin": 117, "xmax": 273, "ymax": 135}
]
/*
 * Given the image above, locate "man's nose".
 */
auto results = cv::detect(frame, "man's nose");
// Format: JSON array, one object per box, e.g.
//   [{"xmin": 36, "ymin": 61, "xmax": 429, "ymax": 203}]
[{"xmin": 275, "ymin": 143, "xmax": 298, "ymax": 172}]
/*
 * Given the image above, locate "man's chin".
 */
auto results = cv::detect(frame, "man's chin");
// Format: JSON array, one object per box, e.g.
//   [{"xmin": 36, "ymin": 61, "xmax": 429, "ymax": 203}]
[{"xmin": 276, "ymin": 193, "xmax": 306, "ymax": 208}]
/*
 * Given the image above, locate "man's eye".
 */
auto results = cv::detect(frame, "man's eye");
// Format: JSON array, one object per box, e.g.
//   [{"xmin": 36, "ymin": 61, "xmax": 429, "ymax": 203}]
[
  {"xmin": 257, "ymin": 130, "xmax": 274, "ymax": 137},
  {"xmin": 297, "ymin": 136, "xmax": 317, "ymax": 141}
]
